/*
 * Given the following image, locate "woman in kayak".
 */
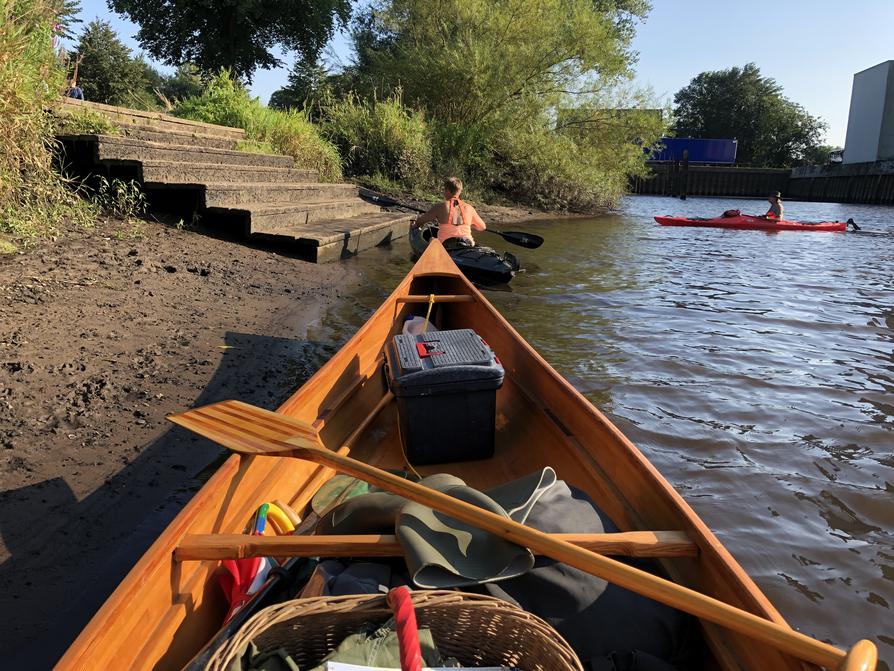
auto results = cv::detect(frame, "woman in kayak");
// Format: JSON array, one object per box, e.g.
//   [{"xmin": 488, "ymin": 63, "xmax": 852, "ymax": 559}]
[
  {"xmin": 764, "ymin": 192, "xmax": 784, "ymax": 220},
  {"xmin": 412, "ymin": 177, "xmax": 487, "ymax": 250}
]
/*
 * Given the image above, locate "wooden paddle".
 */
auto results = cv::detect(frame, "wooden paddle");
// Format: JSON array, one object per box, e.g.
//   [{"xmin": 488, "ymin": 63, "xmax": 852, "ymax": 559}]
[{"xmin": 168, "ymin": 400, "xmax": 877, "ymax": 671}]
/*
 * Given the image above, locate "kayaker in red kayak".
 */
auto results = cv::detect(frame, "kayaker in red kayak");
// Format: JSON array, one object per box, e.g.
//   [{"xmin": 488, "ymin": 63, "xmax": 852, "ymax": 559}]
[{"xmin": 763, "ymin": 192, "xmax": 784, "ymax": 220}]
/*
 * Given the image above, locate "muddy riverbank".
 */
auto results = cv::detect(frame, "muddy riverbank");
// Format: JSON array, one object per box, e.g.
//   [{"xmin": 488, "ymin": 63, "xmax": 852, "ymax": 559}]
[{"xmin": 0, "ymin": 217, "xmax": 353, "ymax": 667}]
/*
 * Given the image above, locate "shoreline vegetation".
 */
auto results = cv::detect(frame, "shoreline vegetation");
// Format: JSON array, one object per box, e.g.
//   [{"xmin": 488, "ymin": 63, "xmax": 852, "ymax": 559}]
[{"xmin": 2, "ymin": 0, "xmax": 664, "ymax": 253}]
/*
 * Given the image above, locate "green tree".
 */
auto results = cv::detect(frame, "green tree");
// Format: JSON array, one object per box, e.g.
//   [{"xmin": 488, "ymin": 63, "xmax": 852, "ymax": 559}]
[
  {"xmin": 107, "ymin": 0, "xmax": 351, "ymax": 81},
  {"xmin": 269, "ymin": 60, "xmax": 331, "ymax": 114},
  {"xmin": 56, "ymin": 0, "xmax": 84, "ymax": 40},
  {"xmin": 73, "ymin": 19, "xmax": 150, "ymax": 106},
  {"xmin": 158, "ymin": 63, "xmax": 205, "ymax": 103},
  {"xmin": 672, "ymin": 63, "xmax": 827, "ymax": 167},
  {"xmin": 339, "ymin": 0, "xmax": 663, "ymax": 209},
  {"xmin": 350, "ymin": 0, "xmax": 650, "ymax": 128}
]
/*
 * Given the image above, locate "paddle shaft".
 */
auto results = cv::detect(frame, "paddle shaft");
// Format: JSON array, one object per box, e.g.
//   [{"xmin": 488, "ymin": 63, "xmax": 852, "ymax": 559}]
[
  {"xmin": 175, "ymin": 531, "xmax": 698, "ymax": 561},
  {"xmin": 281, "ymin": 441, "xmax": 846, "ymax": 669}
]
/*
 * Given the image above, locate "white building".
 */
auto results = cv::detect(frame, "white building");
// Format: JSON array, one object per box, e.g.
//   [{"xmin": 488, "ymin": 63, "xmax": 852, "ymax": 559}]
[{"xmin": 843, "ymin": 61, "xmax": 894, "ymax": 164}]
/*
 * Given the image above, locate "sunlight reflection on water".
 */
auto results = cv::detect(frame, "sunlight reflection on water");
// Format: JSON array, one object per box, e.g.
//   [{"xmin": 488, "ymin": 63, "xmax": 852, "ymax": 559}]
[{"xmin": 311, "ymin": 195, "xmax": 894, "ymax": 666}]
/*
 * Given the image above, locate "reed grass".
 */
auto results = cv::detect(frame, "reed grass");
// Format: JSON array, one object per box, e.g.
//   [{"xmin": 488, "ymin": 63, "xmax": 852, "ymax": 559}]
[
  {"xmin": 321, "ymin": 91, "xmax": 433, "ymax": 190},
  {"xmin": 0, "ymin": 0, "xmax": 95, "ymax": 251}
]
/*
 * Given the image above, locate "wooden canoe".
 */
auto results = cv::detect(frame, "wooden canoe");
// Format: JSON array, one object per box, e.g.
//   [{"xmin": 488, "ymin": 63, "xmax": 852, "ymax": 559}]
[{"xmin": 56, "ymin": 241, "xmax": 851, "ymax": 671}]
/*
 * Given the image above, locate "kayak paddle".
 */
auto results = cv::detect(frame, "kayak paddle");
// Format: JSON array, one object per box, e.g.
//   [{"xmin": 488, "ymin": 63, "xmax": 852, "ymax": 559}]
[
  {"xmin": 483, "ymin": 228, "xmax": 543, "ymax": 249},
  {"xmin": 169, "ymin": 400, "xmax": 877, "ymax": 671},
  {"xmin": 359, "ymin": 189, "xmax": 543, "ymax": 249}
]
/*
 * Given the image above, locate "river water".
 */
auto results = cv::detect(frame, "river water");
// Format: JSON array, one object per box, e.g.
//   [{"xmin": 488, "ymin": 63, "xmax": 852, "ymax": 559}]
[{"xmin": 307, "ymin": 195, "xmax": 894, "ymax": 667}]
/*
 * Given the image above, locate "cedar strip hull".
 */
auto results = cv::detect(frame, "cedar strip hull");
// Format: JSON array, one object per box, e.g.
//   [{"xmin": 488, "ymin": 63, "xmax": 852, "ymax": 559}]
[{"xmin": 57, "ymin": 242, "xmax": 818, "ymax": 671}]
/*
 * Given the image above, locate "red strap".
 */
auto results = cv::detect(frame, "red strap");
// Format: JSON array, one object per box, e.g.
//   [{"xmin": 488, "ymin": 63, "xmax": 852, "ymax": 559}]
[
  {"xmin": 415, "ymin": 342, "xmax": 442, "ymax": 357},
  {"xmin": 387, "ymin": 586, "xmax": 423, "ymax": 671}
]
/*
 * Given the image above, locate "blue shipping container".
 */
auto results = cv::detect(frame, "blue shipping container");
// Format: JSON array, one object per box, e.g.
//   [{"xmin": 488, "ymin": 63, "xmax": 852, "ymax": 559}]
[{"xmin": 650, "ymin": 137, "xmax": 738, "ymax": 163}]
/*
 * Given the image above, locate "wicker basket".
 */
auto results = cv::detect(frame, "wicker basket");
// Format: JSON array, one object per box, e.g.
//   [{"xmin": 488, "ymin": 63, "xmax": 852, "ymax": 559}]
[{"xmin": 205, "ymin": 590, "xmax": 584, "ymax": 671}]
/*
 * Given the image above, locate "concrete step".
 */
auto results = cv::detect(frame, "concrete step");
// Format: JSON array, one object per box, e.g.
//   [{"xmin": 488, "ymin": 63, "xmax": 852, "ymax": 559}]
[
  {"xmin": 250, "ymin": 211, "xmax": 415, "ymax": 262},
  {"xmin": 204, "ymin": 182, "xmax": 360, "ymax": 208},
  {"xmin": 139, "ymin": 160, "xmax": 318, "ymax": 185},
  {"xmin": 58, "ymin": 97, "xmax": 244, "ymax": 141},
  {"xmin": 115, "ymin": 124, "xmax": 238, "ymax": 150},
  {"xmin": 242, "ymin": 200, "xmax": 383, "ymax": 233},
  {"xmin": 81, "ymin": 135, "xmax": 294, "ymax": 169}
]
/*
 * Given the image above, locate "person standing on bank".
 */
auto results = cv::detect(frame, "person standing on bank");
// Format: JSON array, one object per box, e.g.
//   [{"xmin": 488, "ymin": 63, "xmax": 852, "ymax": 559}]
[
  {"xmin": 412, "ymin": 177, "xmax": 486, "ymax": 250},
  {"xmin": 765, "ymin": 192, "xmax": 784, "ymax": 220}
]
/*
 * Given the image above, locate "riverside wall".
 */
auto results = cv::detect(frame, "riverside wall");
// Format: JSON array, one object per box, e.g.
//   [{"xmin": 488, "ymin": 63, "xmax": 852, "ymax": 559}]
[
  {"xmin": 631, "ymin": 159, "xmax": 894, "ymax": 204},
  {"xmin": 787, "ymin": 160, "xmax": 894, "ymax": 204},
  {"xmin": 630, "ymin": 162, "xmax": 790, "ymax": 198}
]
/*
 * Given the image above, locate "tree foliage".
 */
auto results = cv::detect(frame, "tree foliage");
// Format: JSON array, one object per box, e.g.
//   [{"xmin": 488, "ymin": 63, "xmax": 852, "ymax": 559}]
[
  {"xmin": 73, "ymin": 19, "xmax": 150, "ymax": 106},
  {"xmin": 801, "ymin": 144, "xmax": 842, "ymax": 166},
  {"xmin": 335, "ymin": 0, "xmax": 663, "ymax": 210},
  {"xmin": 107, "ymin": 0, "xmax": 351, "ymax": 81},
  {"xmin": 55, "ymin": 0, "xmax": 83, "ymax": 39},
  {"xmin": 157, "ymin": 63, "xmax": 205, "ymax": 103},
  {"xmin": 269, "ymin": 60, "xmax": 331, "ymax": 115},
  {"xmin": 672, "ymin": 63, "xmax": 827, "ymax": 167},
  {"xmin": 350, "ymin": 0, "xmax": 649, "ymax": 128}
]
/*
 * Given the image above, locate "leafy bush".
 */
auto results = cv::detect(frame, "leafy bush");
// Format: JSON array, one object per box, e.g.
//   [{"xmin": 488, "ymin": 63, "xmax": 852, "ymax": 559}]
[
  {"xmin": 321, "ymin": 91, "xmax": 432, "ymax": 189},
  {"xmin": 0, "ymin": 0, "xmax": 95, "ymax": 250},
  {"xmin": 174, "ymin": 71, "xmax": 342, "ymax": 181}
]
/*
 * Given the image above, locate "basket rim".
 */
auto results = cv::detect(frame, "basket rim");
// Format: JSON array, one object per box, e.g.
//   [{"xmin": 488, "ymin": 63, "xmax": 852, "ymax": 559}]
[{"xmin": 206, "ymin": 589, "xmax": 584, "ymax": 671}]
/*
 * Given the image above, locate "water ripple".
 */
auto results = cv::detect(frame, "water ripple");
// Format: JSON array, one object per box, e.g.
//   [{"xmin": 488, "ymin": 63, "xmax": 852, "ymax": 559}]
[{"xmin": 323, "ymin": 194, "xmax": 894, "ymax": 665}]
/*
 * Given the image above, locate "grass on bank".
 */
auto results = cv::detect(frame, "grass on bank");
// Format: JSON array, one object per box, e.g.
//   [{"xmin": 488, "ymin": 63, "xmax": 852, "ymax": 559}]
[
  {"xmin": 55, "ymin": 108, "xmax": 121, "ymax": 135},
  {"xmin": 1, "ymin": 0, "xmax": 96, "ymax": 251}
]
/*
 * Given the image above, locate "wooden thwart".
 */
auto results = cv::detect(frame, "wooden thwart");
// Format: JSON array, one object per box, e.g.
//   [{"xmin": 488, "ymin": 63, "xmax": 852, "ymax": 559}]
[
  {"xmin": 168, "ymin": 400, "xmax": 876, "ymax": 671},
  {"xmin": 174, "ymin": 531, "xmax": 698, "ymax": 561},
  {"xmin": 396, "ymin": 294, "xmax": 476, "ymax": 303}
]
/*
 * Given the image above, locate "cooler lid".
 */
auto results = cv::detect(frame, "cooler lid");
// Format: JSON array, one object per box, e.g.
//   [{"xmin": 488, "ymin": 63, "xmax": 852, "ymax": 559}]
[{"xmin": 386, "ymin": 328, "xmax": 504, "ymax": 394}]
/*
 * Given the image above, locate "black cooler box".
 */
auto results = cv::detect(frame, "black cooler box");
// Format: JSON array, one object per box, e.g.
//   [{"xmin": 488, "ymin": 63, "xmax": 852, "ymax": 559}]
[{"xmin": 384, "ymin": 328, "xmax": 504, "ymax": 465}]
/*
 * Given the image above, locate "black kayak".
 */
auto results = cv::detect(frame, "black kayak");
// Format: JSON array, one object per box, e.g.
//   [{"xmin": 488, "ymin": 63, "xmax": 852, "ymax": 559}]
[{"xmin": 409, "ymin": 223, "xmax": 520, "ymax": 285}]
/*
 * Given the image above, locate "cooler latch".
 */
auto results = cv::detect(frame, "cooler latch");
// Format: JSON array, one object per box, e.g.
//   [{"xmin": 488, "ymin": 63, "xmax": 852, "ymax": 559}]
[{"xmin": 416, "ymin": 342, "xmax": 443, "ymax": 358}]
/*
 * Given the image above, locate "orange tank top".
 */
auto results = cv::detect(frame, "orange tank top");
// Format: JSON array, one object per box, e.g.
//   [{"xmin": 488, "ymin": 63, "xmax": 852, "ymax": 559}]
[{"xmin": 437, "ymin": 197, "xmax": 473, "ymax": 243}]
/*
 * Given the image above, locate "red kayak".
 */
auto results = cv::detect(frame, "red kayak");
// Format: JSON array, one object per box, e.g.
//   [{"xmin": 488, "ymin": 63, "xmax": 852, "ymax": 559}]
[{"xmin": 655, "ymin": 215, "xmax": 848, "ymax": 232}]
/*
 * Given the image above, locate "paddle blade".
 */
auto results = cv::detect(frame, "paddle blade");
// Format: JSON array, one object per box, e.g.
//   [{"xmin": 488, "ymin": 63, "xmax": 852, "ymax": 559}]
[
  {"xmin": 168, "ymin": 400, "xmax": 322, "ymax": 456},
  {"xmin": 492, "ymin": 229, "xmax": 543, "ymax": 249}
]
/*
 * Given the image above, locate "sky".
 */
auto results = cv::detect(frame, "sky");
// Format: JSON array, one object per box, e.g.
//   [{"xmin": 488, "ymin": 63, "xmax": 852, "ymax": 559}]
[{"xmin": 65, "ymin": 0, "xmax": 894, "ymax": 146}]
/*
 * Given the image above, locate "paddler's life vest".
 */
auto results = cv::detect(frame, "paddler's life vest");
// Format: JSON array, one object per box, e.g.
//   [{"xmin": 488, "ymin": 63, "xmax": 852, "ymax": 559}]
[
  {"xmin": 437, "ymin": 197, "xmax": 474, "ymax": 244},
  {"xmin": 766, "ymin": 202, "xmax": 784, "ymax": 219}
]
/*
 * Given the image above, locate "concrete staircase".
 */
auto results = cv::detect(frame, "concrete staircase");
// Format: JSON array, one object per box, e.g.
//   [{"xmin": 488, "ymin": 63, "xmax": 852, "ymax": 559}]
[{"xmin": 56, "ymin": 98, "xmax": 413, "ymax": 262}]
